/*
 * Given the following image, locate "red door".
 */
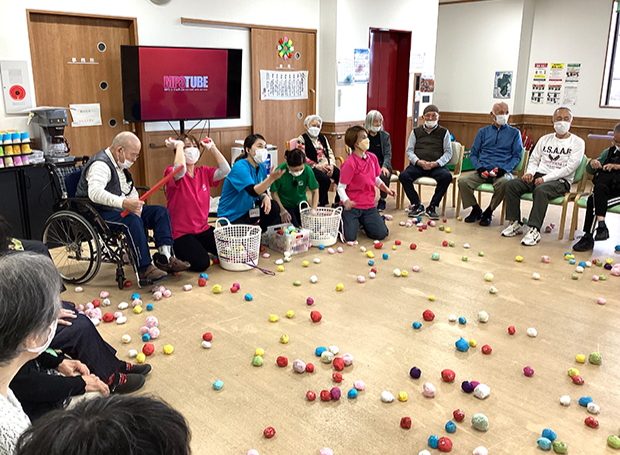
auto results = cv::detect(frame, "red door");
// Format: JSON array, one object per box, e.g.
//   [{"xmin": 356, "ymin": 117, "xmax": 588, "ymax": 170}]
[{"xmin": 367, "ymin": 29, "xmax": 411, "ymax": 171}]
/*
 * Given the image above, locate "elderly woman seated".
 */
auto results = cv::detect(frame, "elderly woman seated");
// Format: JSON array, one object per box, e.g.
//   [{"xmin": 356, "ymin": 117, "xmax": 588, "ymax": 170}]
[{"xmin": 297, "ymin": 114, "xmax": 341, "ymax": 207}]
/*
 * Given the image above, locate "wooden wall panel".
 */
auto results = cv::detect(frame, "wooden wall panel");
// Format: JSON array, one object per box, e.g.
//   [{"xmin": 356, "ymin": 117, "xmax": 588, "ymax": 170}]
[
  {"xmin": 141, "ymin": 125, "xmax": 252, "ymax": 207},
  {"xmin": 439, "ymin": 112, "xmax": 619, "ymax": 159}
]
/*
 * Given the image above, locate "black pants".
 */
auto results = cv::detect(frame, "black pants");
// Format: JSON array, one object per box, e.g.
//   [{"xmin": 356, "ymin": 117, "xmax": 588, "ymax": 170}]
[
  {"xmin": 313, "ymin": 166, "xmax": 340, "ymax": 207},
  {"xmin": 583, "ymin": 172, "xmax": 620, "ymax": 234},
  {"xmin": 173, "ymin": 229, "xmax": 217, "ymax": 272},
  {"xmin": 231, "ymin": 201, "xmax": 282, "ymax": 233},
  {"xmin": 284, "ymin": 206, "xmax": 302, "ymax": 228},
  {"xmin": 51, "ymin": 301, "xmax": 125, "ymax": 381},
  {"xmin": 378, "ymin": 172, "xmax": 390, "ymax": 200},
  {"xmin": 399, "ymin": 164, "xmax": 452, "ymax": 208}
]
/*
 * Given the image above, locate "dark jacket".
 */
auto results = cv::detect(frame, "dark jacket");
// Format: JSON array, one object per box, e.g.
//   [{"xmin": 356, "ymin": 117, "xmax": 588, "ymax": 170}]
[
  {"xmin": 371, "ymin": 130, "xmax": 393, "ymax": 172},
  {"xmin": 10, "ymin": 351, "xmax": 86, "ymax": 421}
]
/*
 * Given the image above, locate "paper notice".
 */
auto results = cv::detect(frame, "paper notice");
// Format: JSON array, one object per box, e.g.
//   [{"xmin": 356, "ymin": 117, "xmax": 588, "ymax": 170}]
[{"xmin": 69, "ymin": 103, "xmax": 102, "ymax": 127}]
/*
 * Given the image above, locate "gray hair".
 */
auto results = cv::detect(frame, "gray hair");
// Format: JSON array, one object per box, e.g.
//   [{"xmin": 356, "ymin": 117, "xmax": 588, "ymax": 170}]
[
  {"xmin": 0, "ymin": 252, "xmax": 62, "ymax": 365},
  {"xmin": 111, "ymin": 131, "xmax": 140, "ymax": 151},
  {"xmin": 365, "ymin": 110, "xmax": 384, "ymax": 131},
  {"xmin": 304, "ymin": 115, "xmax": 322, "ymax": 128},
  {"xmin": 614, "ymin": 123, "xmax": 620, "ymax": 134},
  {"xmin": 554, "ymin": 106, "xmax": 573, "ymax": 120}
]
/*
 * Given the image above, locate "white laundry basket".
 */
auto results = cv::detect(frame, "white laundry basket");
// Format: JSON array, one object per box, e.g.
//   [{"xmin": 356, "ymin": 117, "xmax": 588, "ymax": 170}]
[
  {"xmin": 214, "ymin": 218, "xmax": 261, "ymax": 272},
  {"xmin": 300, "ymin": 201, "xmax": 342, "ymax": 247}
]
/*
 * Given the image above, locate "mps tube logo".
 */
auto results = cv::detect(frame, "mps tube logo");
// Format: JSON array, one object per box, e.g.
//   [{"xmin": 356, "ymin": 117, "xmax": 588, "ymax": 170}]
[{"xmin": 163, "ymin": 76, "xmax": 209, "ymax": 92}]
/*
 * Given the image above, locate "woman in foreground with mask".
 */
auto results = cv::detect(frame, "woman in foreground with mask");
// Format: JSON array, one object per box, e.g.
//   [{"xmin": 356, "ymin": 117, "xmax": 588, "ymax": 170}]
[
  {"xmin": 217, "ymin": 134, "xmax": 284, "ymax": 233},
  {"xmin": 338, "ymin": 126, "xmax": 395, "ymax": 244},
  {"xmin": 365, "ymin": 110, "xmax": 393, "ymax": 212},
  {"xmin": 297, "ymin": 115, "xmax": 340, "ymax": 207},
  {"xmin": 0, "ymin": 252, "xmax": 63, "ymax": 455},
  {"xmin": 165, "ymin": 134, "xmax": 231, "ymax": 272}
]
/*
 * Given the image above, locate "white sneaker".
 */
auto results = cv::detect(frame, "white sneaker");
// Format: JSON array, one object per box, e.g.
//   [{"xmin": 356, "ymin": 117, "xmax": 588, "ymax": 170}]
[
  {"xmin": 521, "ymin": 227, "xmax": 541, "ymax": 246},
  {"xmin": 501, "ymin": 220, "xmax": 523, "ymax": 237}
]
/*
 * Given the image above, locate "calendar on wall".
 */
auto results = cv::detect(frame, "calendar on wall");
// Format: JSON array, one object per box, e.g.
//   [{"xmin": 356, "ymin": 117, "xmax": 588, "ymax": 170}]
[{"xmin": 260, "ymin": 70, "xmax": 308, "ymax": 101}]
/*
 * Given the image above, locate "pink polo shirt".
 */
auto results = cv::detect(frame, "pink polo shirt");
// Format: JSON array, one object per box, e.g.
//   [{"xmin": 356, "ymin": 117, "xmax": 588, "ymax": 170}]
[
  {"xmin": 165, "ymin": 165, "xmax": 219, "ymax": 239},
  {"xmin": 339, "ymin": 152, "xmax": 381, "ymax": 210}
]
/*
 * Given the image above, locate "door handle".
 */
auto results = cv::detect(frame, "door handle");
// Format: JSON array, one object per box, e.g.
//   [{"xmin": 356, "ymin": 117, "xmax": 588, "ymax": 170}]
[{"xmin": 309, "ymin": 88, "xmax": 316, "ymax": 94}]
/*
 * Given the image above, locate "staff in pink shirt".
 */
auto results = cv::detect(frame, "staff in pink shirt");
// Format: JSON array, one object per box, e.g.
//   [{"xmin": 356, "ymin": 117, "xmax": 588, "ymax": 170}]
[
  {"xmin": 164, "ymin": 133, "xmax": 230, "ymax": 271},
  {"xmin": 338, "ymin": 125, "xmax": 395, "ymax": 243}
]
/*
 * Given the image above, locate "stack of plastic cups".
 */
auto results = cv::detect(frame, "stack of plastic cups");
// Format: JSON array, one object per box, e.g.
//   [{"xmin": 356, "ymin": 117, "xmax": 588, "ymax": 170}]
[
  {"xmin": 0, "ymin": 146, "xmax": 4, "ymax": 168},
  {"xmin": 1, "ymin": 133, "xmax": 10, "ymax": 145},
  {"xmin": 20, "ymin": 132, "xmax": 30, "ymax": 143},
  {"xmin": 10, "ymin": 132, "xmax": 20, "ymax": 143}
]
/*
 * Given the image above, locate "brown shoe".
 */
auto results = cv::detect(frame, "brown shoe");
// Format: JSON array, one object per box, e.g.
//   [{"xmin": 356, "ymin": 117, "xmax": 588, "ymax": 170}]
[
  {"xmin": 154, "ymin": 254, "xmax": 190, "ymax": 273},
  {"xmin": 139, "ymin": 264, "xmax": 167, "ymax": 282}
]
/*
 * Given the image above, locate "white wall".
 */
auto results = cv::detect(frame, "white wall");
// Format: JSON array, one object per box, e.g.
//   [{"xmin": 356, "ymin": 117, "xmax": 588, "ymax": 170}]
[
  {"xmin": 318, "ymin": 0, "xmax": 338, "ymax": 123},
  {"xmin": 524, "ymin": 0, "xmax": 617, "ymax": 118},
  {"xmin": 0, "ymin": 0, "xmax": 320, "ymax": 134},
  {"xmin": 435, "ymin": 0, "xmax": 620, "ymax": 120},
  {"xmin": 434, "ymin": 0, "xmax": 526, "ymax": 115},
  {"xmin": 325, "ymin": 0, "xmax": 439, "ymax": 123}
]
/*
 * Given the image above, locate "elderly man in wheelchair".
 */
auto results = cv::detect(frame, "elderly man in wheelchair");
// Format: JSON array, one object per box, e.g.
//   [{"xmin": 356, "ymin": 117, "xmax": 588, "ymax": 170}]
[{"xmin": 74, "ymin": 132, "xmax": 189, "ymax": 283}]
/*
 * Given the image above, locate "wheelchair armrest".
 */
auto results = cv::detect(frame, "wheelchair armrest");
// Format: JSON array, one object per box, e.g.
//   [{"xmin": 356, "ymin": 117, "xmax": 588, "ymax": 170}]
[
  {"xmin": 65, "ymin": 198, "xmax": 112, "ymax": 233},
  {"xmin": 136, "ymin": 186, "xmax": 150, "ymax": 192}
]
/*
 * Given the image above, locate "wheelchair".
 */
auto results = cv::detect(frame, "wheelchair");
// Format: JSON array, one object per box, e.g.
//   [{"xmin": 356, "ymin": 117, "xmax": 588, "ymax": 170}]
[{"xmin": 42, "ymin": 158, "xmax": 159, "ymax": 290}]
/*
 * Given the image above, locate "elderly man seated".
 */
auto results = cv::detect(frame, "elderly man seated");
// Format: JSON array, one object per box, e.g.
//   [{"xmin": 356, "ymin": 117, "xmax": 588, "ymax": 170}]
[{"xmin": 76, "ymin": 132, "xmax": 189, "ymax": 282}]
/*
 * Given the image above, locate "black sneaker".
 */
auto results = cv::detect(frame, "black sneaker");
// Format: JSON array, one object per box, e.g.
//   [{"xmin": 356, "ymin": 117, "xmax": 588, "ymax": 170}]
[
  {"xmin": 110, "ymin": 372, "xmax": 146, "ymax": 394},
  {"xmin": 479, "ymin": 209, "xmax": 493, "ymax": 226},
  {"xmin": 122, "ymin": 364, "xmax": 152, "ymax": 376},
  {"xmin": 464, "ymin": 207, "xmax": 482, "ymax": 223},
  {"xmin": 377, "ymin": 199, "xmax": 387, "ymax": 212},
  {"xmin": 408, "ymin": 204, "xmax": 425, "ymax": 217},
  {"xmin": 595, "ymin": 225, "xmax": 610, "ymax": 241},
  {"xmin": 572, "ymin": 234, "xmax": 594, "ymax": 252},
  {"xmin": 425, "ymin": 206, "xmax": 439, "ymax": 220}
]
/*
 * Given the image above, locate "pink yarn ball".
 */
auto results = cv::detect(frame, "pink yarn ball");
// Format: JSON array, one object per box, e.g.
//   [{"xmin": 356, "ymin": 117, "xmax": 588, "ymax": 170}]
[
  {"xmin": 597, "ymin": 297, "xmax": 606, "ymax": 305},
  {"xmin": 247, "ymin": 451, "xmax": 259, "ymax": 455},
  {"xmin": 86, "ymin": 302, "xmax": 94, "ymax": 310},
  {"xmin": 337, "ymin": 247, "xmax": 344, "ymax": 253},
  {"xmin": 328, "ymin": 248, "xmax": 335, "ymax": 254},
  {"xmin": 183, "ymin": 284, "xmax": 192, "ymax": 291},
  {"xmin": 342, "ymin": 353, "xmax": 354, "ymax": 366},
  {"xmin": 140, "ymin": 326, "xmax": 149, "ymax": 335},
  {"xmin": 357, "ymin": 275, "xmax": 366, "ymax": 283},
  {"xmin": 76, "ymin": 304, "xmax": 85, "ymax": 312},
  {"xmin": 92, "ymin": 308, "xmax": 102, "ymax": 319},
  {"xmin": 148, "ymin": 327, "xmax": 160, "ymax": 339},
  {"xmin": 523, "ymin": 366, "xmax": 534, "ymax": 377},
  {"xmin": 100, "ymin": 291, "xmax": 110, "ymax": 299},
  {"xmin": 423, "ymin": 382, "xmax": 436, "ymax": 397},
  {"xmin": 163, "ymin": 289, "xmax": 172, "ymax": 298},
  {"xmin": 592, "ymin": 275, "xmax": 600, "ymax": 282},
  {"xmin": 152, "ymin": 285, "xmax": 166, "ymax": 293},
  {"xmin": 412, "ymin": 266, "xmax": 420, "ymax": 272},
  {"xmin": 153, "ymin": 291, "xmax": 163, "ymax": 301},
  {"xmin": 320, "ymin": 449, "xmax": 334, "ymax": 455},
  {"xmin": 293, "ymin": 359, "xmax": 306, "ymax": 373},
  {"xmin": 113, "ymin": 311, "xmax": 122, "ymax": 319},
  {"xmin": 262, "ymin": 253, "xmax": 270, "ymax": 258},
  {"xmin": 131, "ymin": 299, "xmax": 142, "ymax": 308},
  {"xmin": 399, "ymin": 221, "xmax": 406, "ymax": 226},
  {"xmin": 428, "ymin": 220, "xmax": 436, "ymax": 227},
  {"xmin": 611, "ymin": 269, "xmax": 620, "ymax": 277},
  {"xmin": 354, "ymin": 380, "xmax": 366, "ymax": 391},
  {"xmin": 145, "ymin": 316, "xmax": 158, "ymax": 328},
  {"xmin": 541, "ymin": 255, "xmax": 551, "ymax": 263},
  {"xmin": 233, "ymin": 283, "xmax": 240, "ymax": 289}
]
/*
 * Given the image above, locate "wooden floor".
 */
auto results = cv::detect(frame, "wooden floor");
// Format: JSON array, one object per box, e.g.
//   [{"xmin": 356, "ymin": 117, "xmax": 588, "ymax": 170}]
[{"xmin": 67, "ymin": 193, "xmax": 620, "ymax": 455}]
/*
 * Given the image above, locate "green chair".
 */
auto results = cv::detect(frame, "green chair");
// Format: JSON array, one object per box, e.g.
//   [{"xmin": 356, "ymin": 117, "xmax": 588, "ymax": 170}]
[
  {"xmin": 569, "ymin": 171, "xmax": 620, "ymax": 240},
  {"xmin": 518, "ymin": 155, "xmax": 588, "ymax": 240},
  {"xmin": 456, "ymin": 148, "xmax": 528, "ymax": 222}
]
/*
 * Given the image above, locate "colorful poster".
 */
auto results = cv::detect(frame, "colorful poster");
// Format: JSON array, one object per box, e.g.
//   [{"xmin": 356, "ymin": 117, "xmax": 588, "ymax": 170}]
[
  {"xmin": 420, "ymin": 76, "xmax": 435, "ymax": 93},
  {"xmin": 531, "ymin": 84, "xmax": 545, "ymax": 104},
  {"xmin": 547, "ymin": 84, "xmax": 562, "ymax": 105},
  {"xmin": 353, "ymin": 49, "xmax": 370, "ymax": 83},
  {"xmin": 337, "ymin": 58, "xmax": 354, "ymax": 84},
  {"xmin": 494, "ymin": 71, "xmax": 513, "ymax": 99},
  {"xmin": 549, "ymin": 63, "xmax": 565, "ymax": 82},
  {"xmin": 533, "ymin": 63, "xmax": 548, "ymax": 82},
  {"xmin": 259, "ymin": 70, "xmax": 308, "ymax": 101},
  {"xmin": 565, "ymin": 63, "xmax": 581, "ymax": 84}
]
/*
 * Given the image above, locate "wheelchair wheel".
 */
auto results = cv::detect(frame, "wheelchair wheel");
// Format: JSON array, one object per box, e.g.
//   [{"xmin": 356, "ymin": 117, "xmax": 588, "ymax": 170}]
[{"xmin": 43, "ymin": 211, "xmax": 102, "ymax": 284}]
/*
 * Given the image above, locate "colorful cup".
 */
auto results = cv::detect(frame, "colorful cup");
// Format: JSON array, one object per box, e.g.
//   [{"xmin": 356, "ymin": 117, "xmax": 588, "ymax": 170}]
[
  {"xmin": 13, "ymin": 156, "xmax": 22, "ymax": 166},
  {"xmin": 21, "ymin": 143, "xmax": 31, "ymax": 153},
  {"xmin": 4, "ymin": 145, "xmax": 13, "ymax": 155},
  {"xmin": 20, "ymin": 132, "xmax": 30, "ymax": 143},
  {"xmin": 21, "ymin": 155, "xmax": 29, "ymax": 165},
  {"xmin": 2, "ymin": 133, "xmax": 10, "ymax": 145},
  {"xmin": 4, "ymin": 156, "xmax": 14, "ymax": 167},
  {"xmin": 10, "ymin": 132, "xmax": 19, "ymax": 143}
]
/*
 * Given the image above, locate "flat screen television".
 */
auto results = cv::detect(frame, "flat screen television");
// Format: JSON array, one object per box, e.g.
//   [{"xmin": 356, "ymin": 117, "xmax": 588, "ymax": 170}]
[{"xmin": 121, "ymin": 45, "xmax": 242, "ymax": 122}]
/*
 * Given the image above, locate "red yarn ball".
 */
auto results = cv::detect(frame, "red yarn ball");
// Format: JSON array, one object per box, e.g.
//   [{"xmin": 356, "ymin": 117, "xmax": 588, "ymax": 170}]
[
  {"xmin": 481, "ymin": 345, "xmax": 492, "ymax": 355},
  {"xmin": 310, "ymin": 311, "xmax": 322, "ymax": 322},
  {"xmin": 263, "ymin": 427, "xmax": 276, "ymax": 438},
  {"xmin": 452, "ymin": 409, "xmax": 465, "ymax": 422},
  {"xmin": 306, "ymin": 390, "xmax": 316, "ymax": 401},
  {"xmin": 438, "ymin": 437, "xmax": 453, "ymax": 452},
  {"xmin": 102, "ymin": 313, "xmax": 114, "ymax": 323},
  {"xmin": 142, "ymin": 343, "xmax": 155, "ymax": 356},
  {"xmin": 320, "ymin": 390, "xmax": 331, "ymax": 401},
  {"xmin": 332, "ymin": 373, "xmax": 343, "ymax": 383},
  {"xmin": 124, "ymin": 280, "xmax": 132, "ymax": 288},
  {"xmin": 276, "ymin": 356, "xmax": 288, "ymax": 367},
  {"xmin": 423, "ymin": 309, "xmax": 435, "ymax": 322},
  {"xmin": 410, "ymin": 243, "xmax": 417, "ymax": 250},
  {"xmin": 198, "ymin": 278, "xmax": 207, "ymax": 287},
  {"xmin": 92, "ymin": 299, "xmax": 101, "ymax": 308},
  {"xmin": 333, "ymin": 357, "xmax": 344, "ymax": 371},
  {"xmin": 508, "ymin": 325, "xmax": 516, "ymax": 335},
  {"xmin": 305, "ymin": 363, "xmax": 315, "ymax": 373},
  {"xmin": 400, "ymin": 417, "xmax": 412, "ymax": 429},
  {"xmin": 202, "ymin": 332, "xmax": 213, "ymax": 342},
  {"xmin": 441, "ymin": 369, "xmax": 456, "ymax": 382}
]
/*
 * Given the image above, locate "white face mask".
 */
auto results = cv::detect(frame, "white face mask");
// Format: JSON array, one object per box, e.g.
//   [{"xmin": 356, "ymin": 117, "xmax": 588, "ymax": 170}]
[
  {"xmin": 184, "ymin": 147, "xmax": 200, "ymax": 165},
  {"xmin": 494, "ymin": 114, "xmax": 509, "ymax": 126},
  {"xmin": 554, "ymin": 121, "xmax": 571, "ymax": 136},
  {"xmin": 369, "ymin": 125, "xmax": 382, "ymax": 133},
  {"xmin": 290, "ymin": 169, "xmax": 304, "ymax": 177},
  {"xmin": 118, "ymin": 159, "xmax": 133, "ymax": 170},
  {"xmin": 27, "ymin": 319, "xmax": 58, "ymax": 355},
  {"xmin": 308, "ymin": 127, "xmax": 321, "ymax": 137},
  {"xmin": 253, "ymin": 148, "xmax": 268, "ymax": 164},
  {"xmin": 425, "ymin": 120, "xmax": 438, "ymax": 129}
]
